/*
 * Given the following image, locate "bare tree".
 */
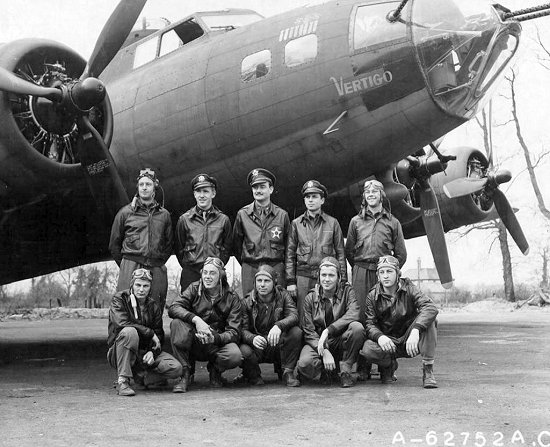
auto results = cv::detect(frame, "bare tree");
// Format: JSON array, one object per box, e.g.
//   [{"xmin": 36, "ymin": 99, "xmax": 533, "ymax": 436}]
[
  {"xmin": 505, "ymin": 69, "xmax": 550, "ymax": 220},
  {"xmin": 56, "ymin": 268, "xmax": 77, "ymax": 306},
  {"xmin": 475, "ymin": 108, "xmax": 516, "ymax": 301}
]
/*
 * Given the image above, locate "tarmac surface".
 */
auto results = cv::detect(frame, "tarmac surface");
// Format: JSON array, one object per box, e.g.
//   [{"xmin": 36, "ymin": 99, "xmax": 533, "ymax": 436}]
[{"xmin": 1, "ymin": 310, "xmax": 549, "ymax": 447}]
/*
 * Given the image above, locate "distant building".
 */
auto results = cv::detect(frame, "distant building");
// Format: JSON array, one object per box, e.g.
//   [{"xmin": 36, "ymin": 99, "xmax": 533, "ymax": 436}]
[{"xmin": 402, "ymin": 258, "xmax": 448, "ymax": 305}]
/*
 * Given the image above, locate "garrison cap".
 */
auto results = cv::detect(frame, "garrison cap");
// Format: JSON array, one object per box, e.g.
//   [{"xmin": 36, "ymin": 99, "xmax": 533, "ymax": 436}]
[
  {"xmin": 248, "ymin": 168, "xmax": 276, "ymax": 187},
  {"xmin": 302, "ymin": 180, "xmax": 328, "ymax": 198},
  {"xmin": 191, "ymin": 173, "xmax": 217, "ymax": 191}
]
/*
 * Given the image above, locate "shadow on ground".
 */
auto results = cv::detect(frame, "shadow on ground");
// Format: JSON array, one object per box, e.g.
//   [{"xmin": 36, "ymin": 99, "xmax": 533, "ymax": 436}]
[{"xmin": 1, "ymin": 312, "xmax": 549, "ymax": 447}]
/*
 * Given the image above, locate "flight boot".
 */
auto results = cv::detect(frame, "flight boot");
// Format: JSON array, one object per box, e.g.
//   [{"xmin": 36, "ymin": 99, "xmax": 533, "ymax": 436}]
[
  {"xmin": 207, "ymin": 363, "xmax": 226, "ymax": 388},
  {"xmin": 422, "ymin": 364, "xmax": 438, "ymax": 389},
  {"xmin": 173, "ymin": 368, "xmax": 191, "ymax": 393},
  {"xmin": 283, "ymin": 368, "xmax": 301, "ymax": 387},
  {"xmin": 116, "ymin": 377, "xmax": 135, "ymax": 396},
  {"xmin": 340, "ymin": 371, "xmax": 355, "ymax": 388}
]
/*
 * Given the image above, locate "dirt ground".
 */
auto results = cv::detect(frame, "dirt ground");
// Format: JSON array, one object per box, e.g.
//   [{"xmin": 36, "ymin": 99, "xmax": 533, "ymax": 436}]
[{"xmin": 1, "ymin": 310, "xmax": 549, "ymax": 447}]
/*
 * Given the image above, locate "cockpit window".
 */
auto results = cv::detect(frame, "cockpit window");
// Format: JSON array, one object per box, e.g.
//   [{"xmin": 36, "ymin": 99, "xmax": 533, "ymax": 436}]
[
  {"xmin": 159, "ymin": 29, "xmax": 182, "ymax": 57},
  {"xmin": 241, "ymin": 50, "xmax": 271, "ymax": 82},
  {"xmin": 200, "ymin": 13, "xmax": 263, "ymax": 31},
  {"xmin": 284, "ymin": 34, "xmax": 318, "ymax": 68},
  {"xmin": 134, "ymin": 18, "xmax": 205, "ymax": 68},
  {"xmin": 133, "ymin": 36, "xmax": 158, "ymax": 69},
  {"xmin": 353, "ymin": 2, "xmax": 407, "ymax": 51}
]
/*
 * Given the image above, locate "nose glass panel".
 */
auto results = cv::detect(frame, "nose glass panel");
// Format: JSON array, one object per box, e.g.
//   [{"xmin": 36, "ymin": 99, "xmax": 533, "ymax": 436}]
[{"xmin": 411, "ymin": 0, "xmax": 520, "ymax": 118}]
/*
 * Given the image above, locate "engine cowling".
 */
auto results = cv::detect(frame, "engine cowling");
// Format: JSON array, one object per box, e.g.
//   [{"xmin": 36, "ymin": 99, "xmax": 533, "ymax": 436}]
[
  {"xmin": 399, "ymin": 146, "xmax": 495, "ymax": 238},
  {"xmin": 0, "ymin": 38, "xmax": 112, "ymax": 210}
]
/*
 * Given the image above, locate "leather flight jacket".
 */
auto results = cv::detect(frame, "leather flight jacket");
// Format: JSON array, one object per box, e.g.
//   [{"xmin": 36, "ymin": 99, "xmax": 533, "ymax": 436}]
[
  {"xmin": 302, "ymin": 282, "xmax": 360, "ymax": 351},
  {"xmin": 109, "ymin": 198, "xmax": 174, "ymax": 267},
  {"xmin": 232, "ymin": 202, "xmax": 290, "ymax": 265},
  {"xmin": 285, "ymin": 211, "xmax": 347, "ymax": 284},
  {"xmin": 241, "ymin": 286, "xmax": 299, "ymax": 344},
  {"xmin": 365, "ymin": 278, "xmax": 439, "ymax": 343},
  {"xmin": 168, "ymin": 282, "xmax": 242, "ymax": 346},
  {"xmin": 107, "ymin": 289, "xmax": 164, "ymax": 352},
  {"xmin": 345, "ymin": 208, "xmax": 407, "ymax": 269},
  {"xmin": 175, "ymin": 205, "xmax": 232, "ymax": 268}
]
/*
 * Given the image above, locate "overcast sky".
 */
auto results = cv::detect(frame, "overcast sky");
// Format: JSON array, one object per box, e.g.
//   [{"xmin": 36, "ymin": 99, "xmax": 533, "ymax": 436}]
[{"xmin": 2, "ymin": 0, "xmax": 550, "ymax": 290}]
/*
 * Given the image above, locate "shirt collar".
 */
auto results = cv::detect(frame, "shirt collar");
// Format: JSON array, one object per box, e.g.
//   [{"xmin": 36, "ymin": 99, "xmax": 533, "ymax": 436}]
[{"xmin": 300, "ymin": 210, "xmax": 325, "ymax": 222}]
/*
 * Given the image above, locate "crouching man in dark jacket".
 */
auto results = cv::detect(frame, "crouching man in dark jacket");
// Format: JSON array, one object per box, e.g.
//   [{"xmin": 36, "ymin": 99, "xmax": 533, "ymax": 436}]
[
  {"xmin": 237, "ymin": 265, "xmax": 302, "ymax": 387},
  {"xmin": 169, "ymin": 257, "xmax": 242, "ymax": 392},
  {"xmin": 360, "ymin": 255, "xmax": 439, "ymax": 388},
  {"xmin": 296, "ymin": 257, "xmax": 364, "ymax": 388},
  {"xmin": 107, "ymin": 268, "xmax": 182, "ymax": 397}
]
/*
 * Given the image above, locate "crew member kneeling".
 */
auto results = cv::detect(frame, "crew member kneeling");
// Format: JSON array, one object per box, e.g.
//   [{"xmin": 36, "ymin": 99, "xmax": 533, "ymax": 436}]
[
  {"xmin": 169, "ymin": 257, "xmax": 242, "ymax": 392},
  {"xmin": 360, "ymin": 255, "xmax": 439, "ymax": 388},
  {"xmin": 296, "ymin": 257, "xmax": 364, "ymax": 388},
  {"xmin": 237, "ymin": 265, "xmax": 302, "ymax": 387},
  {"xmin": 107, "ymin": 268, "xmax": 182, "ymax": 397}
]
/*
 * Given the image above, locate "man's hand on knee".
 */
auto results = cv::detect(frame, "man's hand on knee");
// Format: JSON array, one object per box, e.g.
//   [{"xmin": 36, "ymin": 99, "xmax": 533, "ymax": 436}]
[
  {"xmin": 406, "ymin": 328, "xmax": 420, "ymax": 357},
  {"xmin": 378, "ymin": 335, "xmax": 396, "ymax": 353},
  {"xmin": 143, "ymin": 351, "xmax": 155, "ymax": 366},
  {"xmin": 267, "ymin": 325, "xmax": 281, "ymax": 347},
  {"xmin": 322, "ymin": 350, "xmax": 336, "ymax": 371}
]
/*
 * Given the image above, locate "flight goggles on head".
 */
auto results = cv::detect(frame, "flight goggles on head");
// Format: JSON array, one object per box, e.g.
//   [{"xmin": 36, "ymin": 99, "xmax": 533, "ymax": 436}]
[
  {"xmin": 363, "ymin": 179, "xmax": 384, "ymax": 192},
  {"xmin": 132, "ymin": 268, "xmax": 153, "ymax": 281},
  {"xmin": 203, "ymin": 257, "xmax": 225, "ymax": 270},
  {"xmin": 137, "ymin": 168, "xmax": 158, "ymax": 184},
  {"xmin": 377, "ymin": 255, "xmax": 400, "ymax": 271}
]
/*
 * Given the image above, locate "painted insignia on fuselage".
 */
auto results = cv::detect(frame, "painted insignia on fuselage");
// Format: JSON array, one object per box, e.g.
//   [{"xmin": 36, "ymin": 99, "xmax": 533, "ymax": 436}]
[{"xmin": 279, "ymin": 14, "xmax": 320, "ymax": 42}]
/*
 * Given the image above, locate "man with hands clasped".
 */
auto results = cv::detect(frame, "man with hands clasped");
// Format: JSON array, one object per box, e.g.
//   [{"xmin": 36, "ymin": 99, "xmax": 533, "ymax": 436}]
[
  {"xmin": 169, "ymin": 257, "xmax": 242, "ymax": 392},
  {"xmin": 296, "ymin": 257, "xmax": 364, "ymax": 388},
  {"xmin": 237, "ymin": 265, "xmax": 302, "ymax": 387},
  {"xmin": 107, "ymin": 268, "xmax": 182, "ymax": 397},
  {"xmin": 360, "ymin": 255, "xmax": 439, "ymax": 388}
]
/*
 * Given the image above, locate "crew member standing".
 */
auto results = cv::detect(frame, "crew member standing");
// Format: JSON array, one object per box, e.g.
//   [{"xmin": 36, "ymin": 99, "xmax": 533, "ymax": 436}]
[
  {"xmin": 175, "ymin": 173, "xmax": 232, "ymax": 291},
  {"xmin": 285, "ymin": 180, "xmax": 346, "ymax": 320},
  {"xmin": 345, "ymin": 179, "xmax": 406, "ymax": 379},
  {"xmin": 233, "ymin": 168, "xmax": 290, "ymax": 295},
  {"xmin": 109, "ymin": 169, "xmax": 174, "ymax": 310}
]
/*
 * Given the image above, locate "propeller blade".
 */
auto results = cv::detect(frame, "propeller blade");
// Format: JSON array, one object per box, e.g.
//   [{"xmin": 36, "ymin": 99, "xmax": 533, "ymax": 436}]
[
  {"xmin": 84, "ymin": 0, "xmax": 148, "ymax": 78},
  {"xmin": 0, "ymin": 67, "xmax": 62, "ymax": 101},
  {"xmin": 443, "ymin": 177, "xmax": 488, "ymax": 199},
  {"xmin": 493, "ymin": 189, "xmax": 529, "ymax": 255},
  {"xmin": 419, "ymin": 183, "xmax": 454, "ymax": 288},
  {"xmin": 78, "ymin": 116, "xmax": 129, "ymax": 220},
  {"xmin": 487, "ymin": 100, "xmax": 494, "ymax": 168}
]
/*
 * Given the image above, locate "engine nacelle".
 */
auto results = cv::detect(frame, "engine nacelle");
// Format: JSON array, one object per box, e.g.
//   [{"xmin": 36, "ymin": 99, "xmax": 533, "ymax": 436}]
[
  {"xmin": 0, "ymin": 38, "xmax": 112, "ymax": 209},
  {"xmin": 399, "ymin": 146, "xmax": 495, "ymax": 238}
]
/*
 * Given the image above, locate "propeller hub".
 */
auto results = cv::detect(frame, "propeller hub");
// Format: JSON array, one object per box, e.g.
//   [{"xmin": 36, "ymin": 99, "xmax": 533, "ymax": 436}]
[
  {"xmin": 69, "ymin": 77, "xmax": 106, "ymax": 111},
  {"xmin": 30, "ymin": 96, "xmax": 77, "ymax": 136},
  {"xmin": 494, "ymin": 169, "xmax": 512, "ymax": 185}
]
